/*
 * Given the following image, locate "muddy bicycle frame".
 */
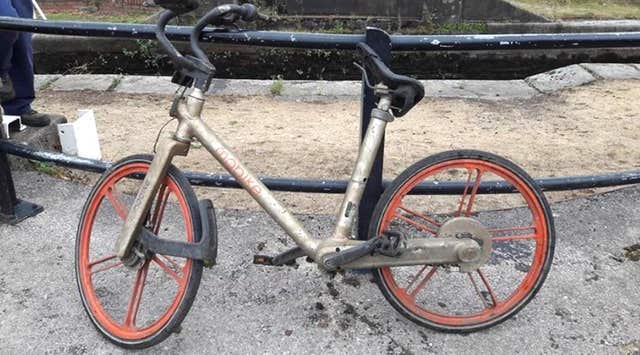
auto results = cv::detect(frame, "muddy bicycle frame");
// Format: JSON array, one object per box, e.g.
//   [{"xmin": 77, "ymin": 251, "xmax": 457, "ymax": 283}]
[{"xmin": 112, "ymin": 85, "xmax": 485, "ymax": 271}]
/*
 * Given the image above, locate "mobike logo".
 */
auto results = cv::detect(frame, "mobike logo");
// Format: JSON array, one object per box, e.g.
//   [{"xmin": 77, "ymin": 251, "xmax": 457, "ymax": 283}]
[{"xmin": 215, "ymin": 147, "xmax": 263, "ymax": 196}]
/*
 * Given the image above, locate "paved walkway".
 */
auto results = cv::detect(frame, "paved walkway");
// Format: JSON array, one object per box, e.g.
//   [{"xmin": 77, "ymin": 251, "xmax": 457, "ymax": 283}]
[
  {"xmin": 34, "ymin": 63, "xmax": 640, "ymax": 101},
  {"xmin": 0, "ymin": 171, "xmax": 639, "ymax": 354}
]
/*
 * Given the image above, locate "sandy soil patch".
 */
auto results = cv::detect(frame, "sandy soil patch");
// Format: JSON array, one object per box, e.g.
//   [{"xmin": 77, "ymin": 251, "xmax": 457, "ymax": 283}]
[{"xmin": 35, "ymin": 80, "xmax": 640, "ymax": 214}]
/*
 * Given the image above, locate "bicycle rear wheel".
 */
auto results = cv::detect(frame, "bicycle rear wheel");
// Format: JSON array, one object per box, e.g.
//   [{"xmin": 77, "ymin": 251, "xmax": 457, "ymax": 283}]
[
  {"xmin": 370, "ymin": 150, "xmax": 555, "ymax": 332},
  {"xmin": 75, "ymin": 155, "xmax": 203, "ymax": 348}
]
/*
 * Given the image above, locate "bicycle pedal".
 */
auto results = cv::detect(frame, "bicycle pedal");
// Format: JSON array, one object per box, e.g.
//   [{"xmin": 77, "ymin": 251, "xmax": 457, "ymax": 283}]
[
  {"xmin": 272, "ymin": 246, "xmax": 306, "ymax": 266},
  {"xmin": 253, "ymin": 255, "xmax": 274, "ymax": 265}
]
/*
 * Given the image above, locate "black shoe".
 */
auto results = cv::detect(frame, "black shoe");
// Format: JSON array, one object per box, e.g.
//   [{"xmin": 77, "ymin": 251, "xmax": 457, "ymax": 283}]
[
  {"xmin": 0, "ymin": 73, "xmax": 15, "ymax": 102},
  {"xmin": 20, "ymin": 109, "xmax": 68, "ymax": 127}
]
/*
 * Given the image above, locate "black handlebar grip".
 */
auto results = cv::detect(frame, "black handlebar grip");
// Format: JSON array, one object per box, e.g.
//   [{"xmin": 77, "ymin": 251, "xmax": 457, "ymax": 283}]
[
  {"xmin": 190, "ymin": 4, "xmax": 242, "ymax": 68},
  {"xmin": 189, "ymin": 3, "xmax": 260, "ymax": 68}
]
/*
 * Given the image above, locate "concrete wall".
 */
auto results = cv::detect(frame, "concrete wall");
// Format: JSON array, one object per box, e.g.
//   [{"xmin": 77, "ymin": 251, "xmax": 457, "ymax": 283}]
[
  {"xmin": 285, "ymin": 0, "xmax": 423, "ymax": 18},
  {"xmin": 461, "ymin": 0, "xmax": 546, "ymax": 22},
  {"xmin": 42, "ymin": 0, "xmax": 546, "ymax": 23},
  {"xmin": 31, "ymin": 34, "xmax": 640, "ymax": 80},
  {"xmin": 283, "ymin": 0, "xmax": 546, "ymax": 23}
]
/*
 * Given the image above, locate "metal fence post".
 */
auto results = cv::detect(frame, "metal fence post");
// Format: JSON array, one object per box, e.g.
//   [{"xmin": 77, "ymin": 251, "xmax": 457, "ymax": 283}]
[
  {"xmin": 0, "ymin": 124, "xmax": 43, "ymax": 225},
  {"xmin": 357, "ymin": 27, "xmax": 391, "ymax": 240}
]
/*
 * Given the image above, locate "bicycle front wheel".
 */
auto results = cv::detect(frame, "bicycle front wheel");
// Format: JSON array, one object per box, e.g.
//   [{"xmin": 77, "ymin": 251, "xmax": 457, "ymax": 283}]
[
  {"xmin": 370, "ymin": 150, "xmax": 555, "ymax": 332},
  {"xmin": 75, "ymin": 155, "xmax": 203, "ymax": 348}
]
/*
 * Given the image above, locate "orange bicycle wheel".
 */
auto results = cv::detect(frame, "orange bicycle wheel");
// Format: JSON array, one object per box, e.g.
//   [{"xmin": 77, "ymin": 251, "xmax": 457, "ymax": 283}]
[
  {"xmin": 75, "ymin": 155, "xmax": 203, "ymax": 348},
  {"xmin": 370, "ymin": 150, "xmax": 555, "ymax": 332}
]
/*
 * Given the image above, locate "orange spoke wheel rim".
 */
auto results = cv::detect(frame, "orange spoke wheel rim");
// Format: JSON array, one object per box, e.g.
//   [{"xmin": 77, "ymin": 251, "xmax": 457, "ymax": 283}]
[
  {"xmin": 378, "ymin": 159, "xmax": 550, "ymax": 327},
  {"xmin": 77, "ymin": 163, "xmax": 193, "ymax": 340}
]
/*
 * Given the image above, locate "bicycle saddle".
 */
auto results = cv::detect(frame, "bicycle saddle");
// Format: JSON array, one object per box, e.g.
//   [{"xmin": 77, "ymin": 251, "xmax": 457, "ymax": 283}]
[{"xmin": 357, "ymin": 42, "xmax": 425, "ymax": 117}]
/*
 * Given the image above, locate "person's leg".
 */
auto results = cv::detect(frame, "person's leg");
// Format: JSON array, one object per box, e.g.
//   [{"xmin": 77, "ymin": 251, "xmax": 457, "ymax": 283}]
[
  {"xmin": 0, "ymin": 0, "xmax": 19, "ymax": 101},
  {"xmin": 0, "ymin": 0, "xmax": 18, "ymax": 73},
  {"xmin": 2, "ymin": 0, "xmax": 34, "ymax": 116},
  {"xmin": 3, "ymin": 0, "xmax": 66, "ymax": 127}
]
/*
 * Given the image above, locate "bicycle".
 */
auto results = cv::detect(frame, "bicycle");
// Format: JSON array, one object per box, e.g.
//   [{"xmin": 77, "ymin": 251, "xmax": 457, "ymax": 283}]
[{"xmin": 74, "ymin": 1, "xmax": 556, "ymax": 349}]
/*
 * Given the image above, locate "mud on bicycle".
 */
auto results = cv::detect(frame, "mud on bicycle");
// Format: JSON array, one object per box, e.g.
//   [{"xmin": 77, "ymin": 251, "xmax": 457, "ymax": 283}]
[{"xmin": 74, "ymin": 0, "xmax": 556, "ymax": 348}]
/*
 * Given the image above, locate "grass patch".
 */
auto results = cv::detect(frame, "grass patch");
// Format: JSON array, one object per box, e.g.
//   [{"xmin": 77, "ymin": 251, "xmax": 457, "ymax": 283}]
[
  {"xmin": 30, "ymin": 160, "xmax": 68, "ymax": 179},
  {"xmin": 107, "ymin": 76, "xmax": 122, "ymax": 92},
  {"xmin": 509, "ymin": 0, "xmax": 640, "ymax": 20},
  {"xmin": 46, "ymin": 10, "xmax": 154, "ymax": 23},
  {"xmin": 270, "ymin": 78, "xmax": 284, "ymax": 96},
  {"xmin": 435, "ymin": 22, "xmax": 488, "ymax": 34}
]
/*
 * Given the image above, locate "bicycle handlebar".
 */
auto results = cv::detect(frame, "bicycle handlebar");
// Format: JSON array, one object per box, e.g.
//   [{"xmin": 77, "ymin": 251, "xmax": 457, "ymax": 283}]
[
  {"xmin": 155, "ymin": 10, "xmax": 210, "ymax": 75},
  {"xmin": 154, "ymin": 2, "xmax": 267, "ymax": 88}
]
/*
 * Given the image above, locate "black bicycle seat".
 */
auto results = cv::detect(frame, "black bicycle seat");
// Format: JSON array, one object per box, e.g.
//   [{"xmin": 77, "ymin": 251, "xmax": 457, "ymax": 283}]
[{"xmin": 357, "ymin": 42, "xmax": 425, "ymax": 117}]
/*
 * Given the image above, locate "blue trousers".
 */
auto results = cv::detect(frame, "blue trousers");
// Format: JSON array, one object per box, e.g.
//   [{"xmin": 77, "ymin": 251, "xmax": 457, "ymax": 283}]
[{"xmin": 0, "ymin": 0, "xmax": 34, "ymax": 115}]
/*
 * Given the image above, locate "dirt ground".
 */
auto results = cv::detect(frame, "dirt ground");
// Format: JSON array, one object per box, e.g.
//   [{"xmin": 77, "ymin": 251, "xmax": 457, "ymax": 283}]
[{"xmin": 35, "ymin": 79, "xmax": 640, "ymax": 214}]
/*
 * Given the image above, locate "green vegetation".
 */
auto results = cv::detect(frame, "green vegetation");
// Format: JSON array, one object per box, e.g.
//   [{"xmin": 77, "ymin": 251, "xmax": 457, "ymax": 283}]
[
  {"xmin": 46, "ymin": 10, "xmax": 154, "ymax": 24},
  {"xmin": 434, "ymin": 22, "xmax": 488, "ymax": 34},
  {"xmin": 509, "ymin": 0, "xmax": 640, "ymax": 20},
  {"xmin": 328, "ymin": 21, "xmax": 346, "ymax": 34},
  {"xmin": 121, "ymin": 40, "xmax": 163, "ymax": 72},
  {"xmin": 270, "ymin": 78, "xmax": 284, "ymax": 96},
  {"xmin": 107, "ymin": 76, "xmax": 121, "ymax": 92},
  {"xmin": 30, "ymin": 161, "xmax": 67, "ymax": 178}
]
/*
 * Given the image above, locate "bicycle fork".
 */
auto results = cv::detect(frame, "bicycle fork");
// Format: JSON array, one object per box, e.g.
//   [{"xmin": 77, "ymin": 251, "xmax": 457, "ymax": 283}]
[{"xmin": 113, "ymin": 91, "xmax": 200, "ymax": 261}]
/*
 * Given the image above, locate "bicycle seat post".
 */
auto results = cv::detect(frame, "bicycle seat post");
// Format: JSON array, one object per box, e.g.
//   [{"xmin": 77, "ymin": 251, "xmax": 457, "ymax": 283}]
[{"xmin": 333, "ymin": 92, "xmax": 393, "ymax": 240}]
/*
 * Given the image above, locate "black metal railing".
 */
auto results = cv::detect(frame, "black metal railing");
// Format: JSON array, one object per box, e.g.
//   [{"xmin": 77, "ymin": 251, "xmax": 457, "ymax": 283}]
[
  {"xmin": 3, "ymin": 16, "xmax": 640, "ymax": 50},
  {"xmin": 2, "ymin": 140, "xmax": 639, "ymax": 194},
  {"xmin": 1, "ymin": 16, "xmax": 639, "ymax": 235}
]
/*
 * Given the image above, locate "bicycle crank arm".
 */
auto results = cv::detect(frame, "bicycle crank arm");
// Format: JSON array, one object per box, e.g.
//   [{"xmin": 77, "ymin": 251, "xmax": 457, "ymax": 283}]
[
  {"xmin": 322, "ymin": 237, "xmax": 486, "ymax": 271},
  {"xmin": 321, "ymin": 237, "xmax": 381, "ymax": 270},
  {"xmin": 253, "ymin": 246, "xmax": 307, "ymax": 266},
  {"xmin": 139, "ymin": 199, "xmax": 218, "ymax": 267}
]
